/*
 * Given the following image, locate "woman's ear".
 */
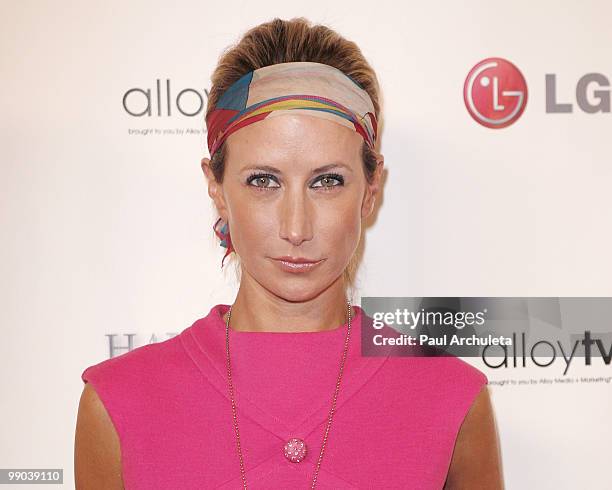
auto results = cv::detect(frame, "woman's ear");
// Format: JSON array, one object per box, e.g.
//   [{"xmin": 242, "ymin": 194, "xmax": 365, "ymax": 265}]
[
  {"xmin": 201, "ymin": 156, "xmax": 229, "ymax": 220},
  {"xmin": 361, "ymin": 153, "xmax": 384, "ymax": 219},
  {"xmin": 201, "ymin": 157, "xmax": 212, "ymax": 178}
]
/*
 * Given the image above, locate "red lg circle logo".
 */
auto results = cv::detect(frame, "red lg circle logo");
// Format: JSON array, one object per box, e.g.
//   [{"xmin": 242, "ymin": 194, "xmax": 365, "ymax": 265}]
[{"xmin": 464, "ymin": 57, "xmax": 528, "ymax": 128}]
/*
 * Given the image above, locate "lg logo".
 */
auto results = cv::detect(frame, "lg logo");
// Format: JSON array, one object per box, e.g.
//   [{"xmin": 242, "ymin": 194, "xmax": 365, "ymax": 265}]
[
  {"xmin": 463, "ymin": 57, "xmax": 528, "ymax": 128},
  {"xmin": 464, "ymin": 57, "xmax": 611, "ymax": 128}
]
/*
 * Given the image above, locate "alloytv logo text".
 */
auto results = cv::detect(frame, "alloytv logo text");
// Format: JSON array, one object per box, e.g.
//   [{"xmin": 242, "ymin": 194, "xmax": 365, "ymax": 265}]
[
  {"xmin": 481, "ymin": 330, "xmax": 612, "ymax": 375},
  {"xmin": 463, "ymin": 57, "xmax": 611, "ymax": 128}
]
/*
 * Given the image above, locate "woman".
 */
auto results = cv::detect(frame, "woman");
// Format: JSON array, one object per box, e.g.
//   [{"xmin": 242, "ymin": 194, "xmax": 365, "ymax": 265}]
[{"xmin": 75, "ymin": 17, "xmax": 503, "ymax": 489}]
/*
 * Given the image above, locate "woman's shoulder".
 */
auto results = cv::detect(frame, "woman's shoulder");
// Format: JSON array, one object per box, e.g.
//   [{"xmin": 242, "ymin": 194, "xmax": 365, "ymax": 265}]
[
  {"xmin": 437, "ymin": 354, "xmax": 489, "ymax": 386},
  {"xmin": 79, "ymin": 309, "xmax": 221, "ymax": 393},
  {"xmin": 361, "ymin": 314, "xmax": 488, "ymax": 389},
  {"xmin": 381, "ymin": 353, "xmax": 489, "ymax": 405},
  {"xmin": 81, "ymin": 332, "xmax": 185, "ymax": 385},
  {"xmin": 78, "ymin": 327, "xmax": 197, "ymax": 442}
]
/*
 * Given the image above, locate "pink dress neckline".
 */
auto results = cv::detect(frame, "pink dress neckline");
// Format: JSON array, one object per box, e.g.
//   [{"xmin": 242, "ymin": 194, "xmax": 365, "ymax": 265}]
[
  {"xmin": 216, "ymin": 303, "xmax": 359, "ymax": 334},
  {"xmin": 180, "ymin": 303, "xmax": 391, "ymax": 439}
]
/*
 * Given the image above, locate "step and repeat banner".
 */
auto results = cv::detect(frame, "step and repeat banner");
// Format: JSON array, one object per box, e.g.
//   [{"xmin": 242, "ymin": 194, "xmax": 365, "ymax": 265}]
[{"xmin": 2, "ymin": 0, "xmax": 611, "ymax": 488}]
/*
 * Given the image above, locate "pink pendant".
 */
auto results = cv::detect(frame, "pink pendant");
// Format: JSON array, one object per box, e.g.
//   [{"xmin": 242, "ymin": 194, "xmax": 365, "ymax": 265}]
[{"xmin": 283, "ymin": 437, "xmax": 307, "ymax": 463}]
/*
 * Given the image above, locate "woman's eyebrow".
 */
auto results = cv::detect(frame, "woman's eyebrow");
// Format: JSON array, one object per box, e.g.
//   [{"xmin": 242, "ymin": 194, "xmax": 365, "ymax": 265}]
[{"xmin": 241, "ymin": 163, "xmax": 353, "ymax": 174}]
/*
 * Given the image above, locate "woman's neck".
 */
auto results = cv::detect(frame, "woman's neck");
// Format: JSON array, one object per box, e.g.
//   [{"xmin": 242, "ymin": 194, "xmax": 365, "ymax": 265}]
[{"xmin": 224, "ymin": 280, "xmax": 350, "ymax": 333}]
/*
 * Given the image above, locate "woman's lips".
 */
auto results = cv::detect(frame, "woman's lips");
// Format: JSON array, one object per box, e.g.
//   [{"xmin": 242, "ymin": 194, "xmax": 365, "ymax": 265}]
[{"xmin": 272, "ymin": 257, "xmax": 325, "ymax": 273}]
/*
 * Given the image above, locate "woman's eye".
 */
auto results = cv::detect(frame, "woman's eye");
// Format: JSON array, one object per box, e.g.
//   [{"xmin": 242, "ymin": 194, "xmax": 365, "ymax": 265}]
[
  {"xmin": 312, "ymin": 174, "xmax": 344, "ymax": 189},
  {"xmin": 247, "ymin": 174, "xmax": 280, "ymax": 189}
]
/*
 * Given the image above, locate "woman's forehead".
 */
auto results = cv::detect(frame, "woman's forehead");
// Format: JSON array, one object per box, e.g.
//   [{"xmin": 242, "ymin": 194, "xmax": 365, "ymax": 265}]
[{"xmin": 225, "ymin": 113, "xmax": 363, "ymax": 168}]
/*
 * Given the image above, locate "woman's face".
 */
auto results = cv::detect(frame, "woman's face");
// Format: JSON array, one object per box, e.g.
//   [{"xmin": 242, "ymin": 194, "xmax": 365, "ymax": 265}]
[{"xmin": 202, "ymin": 113, "xmax": 383, "ymax": 302}]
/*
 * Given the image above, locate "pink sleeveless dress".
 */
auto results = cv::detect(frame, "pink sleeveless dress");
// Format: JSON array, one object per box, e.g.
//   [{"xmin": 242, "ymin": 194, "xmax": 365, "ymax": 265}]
[{"xmin": 81, "ymin": 303, "xmax": 488, "ymax": 489}]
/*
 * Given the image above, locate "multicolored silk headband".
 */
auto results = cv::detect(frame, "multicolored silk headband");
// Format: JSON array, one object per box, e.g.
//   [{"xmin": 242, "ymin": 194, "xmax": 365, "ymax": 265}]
[{"xmin": 205, "ymin": 61, "xmax": 378, "ymax": 157}]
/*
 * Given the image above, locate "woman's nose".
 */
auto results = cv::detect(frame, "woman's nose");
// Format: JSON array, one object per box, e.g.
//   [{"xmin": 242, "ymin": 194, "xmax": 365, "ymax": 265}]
[{"xmin": 278, "ymin": 191, "xmax": 313, "ymax": 247}]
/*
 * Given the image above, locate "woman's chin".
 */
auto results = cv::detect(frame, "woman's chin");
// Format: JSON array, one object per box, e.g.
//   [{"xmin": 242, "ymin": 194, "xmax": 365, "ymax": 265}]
[{"xmin": 259, "ymin": 276, "xmax": 325, "ymax": 303}]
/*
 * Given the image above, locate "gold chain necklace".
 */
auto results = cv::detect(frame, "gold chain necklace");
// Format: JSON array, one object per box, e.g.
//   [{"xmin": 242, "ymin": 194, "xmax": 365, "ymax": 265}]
[{"xmin": 224, "ymin": 301, "xmax": 353, "ymax": 489}]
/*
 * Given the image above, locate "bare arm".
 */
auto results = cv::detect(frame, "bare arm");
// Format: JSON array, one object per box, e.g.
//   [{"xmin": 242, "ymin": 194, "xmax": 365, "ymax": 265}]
[
  {"xmin": 444, "ymin": 385, "xmax": 504, "ymax": 489},
  {"xmin": 74, "ymin": 383, "xmax": 124, "ymax": 489}
]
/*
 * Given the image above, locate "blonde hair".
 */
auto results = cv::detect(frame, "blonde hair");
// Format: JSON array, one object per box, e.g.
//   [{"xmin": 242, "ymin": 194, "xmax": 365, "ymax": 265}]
[{"xmin": 205, "ymin": 17, "xmax": 382, "ymax": 298}]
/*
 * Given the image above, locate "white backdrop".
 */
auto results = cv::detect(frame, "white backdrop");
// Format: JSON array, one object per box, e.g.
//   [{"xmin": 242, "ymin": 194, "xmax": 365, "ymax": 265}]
[{"xmin": 2, "ymin": 0, "xmax": 611, "ymax": 488}]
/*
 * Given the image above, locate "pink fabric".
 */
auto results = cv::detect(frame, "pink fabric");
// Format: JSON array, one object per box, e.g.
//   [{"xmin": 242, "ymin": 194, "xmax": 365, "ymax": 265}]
[{"xmin": 81, "ymin": 304, "xmax": 488, "ymax": 489}]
